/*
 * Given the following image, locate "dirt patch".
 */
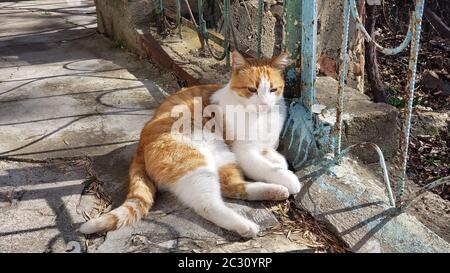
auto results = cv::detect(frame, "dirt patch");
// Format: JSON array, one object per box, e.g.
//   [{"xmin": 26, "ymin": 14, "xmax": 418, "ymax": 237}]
[
  {"xmin": 374, "ymin": 0, "xmax": 450, "ymax": 111},
  {"xmin": 370, "ymin": 0, "xmax": 450, "ymax": 200},
  {"xmin": 265, "ymin": 198, "xmax": 350, "ymax": 253},
  {"xmin": 408, "ymin": 131, "xmax": 449, "ymax": 200}
]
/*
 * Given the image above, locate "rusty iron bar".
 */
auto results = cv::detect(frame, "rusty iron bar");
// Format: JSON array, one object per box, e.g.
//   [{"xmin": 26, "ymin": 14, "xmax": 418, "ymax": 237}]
[
  {"xmin": 396, "ymin": 0, "xmax": 425, "ymax": 208},
  {"xmin": 334, "ymin": 0, "xmax": 428, "ymax": 209},
  {"xmin": 140, "ymin": 33, "xmax": 199, "ymax": 87},
  {"xmin": 156, "ymin": 0, "xmax": 166, "ymax": 35},
  {"xmin": 315, "ymin": 141, "xmax": 448, "ymax": 209},
  {"xmin": 335, "ymin": 0, "xmax": 350, "ymax": 156}
]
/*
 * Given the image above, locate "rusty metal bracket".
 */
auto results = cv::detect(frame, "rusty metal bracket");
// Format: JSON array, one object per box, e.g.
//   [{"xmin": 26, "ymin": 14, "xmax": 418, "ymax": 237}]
[{"xmin": 139, "ymin": 32, "xmax": 199, "ymax": 87}]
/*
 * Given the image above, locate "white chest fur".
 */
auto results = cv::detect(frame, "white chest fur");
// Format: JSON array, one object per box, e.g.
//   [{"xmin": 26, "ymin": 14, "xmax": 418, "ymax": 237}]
[{"xmin": 211, "ymin": 85, "xmax": 287, "ymax": 148}]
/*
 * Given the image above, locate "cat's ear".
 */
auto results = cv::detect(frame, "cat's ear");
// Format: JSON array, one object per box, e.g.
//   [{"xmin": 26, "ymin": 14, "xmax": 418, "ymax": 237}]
[
  {"xmin": 232, "ymin": 51, "xmax": 249, "ymax": 71},
  {"xmin": 270, "ymin": 52, "xmax": 289, "ymax": 70}
]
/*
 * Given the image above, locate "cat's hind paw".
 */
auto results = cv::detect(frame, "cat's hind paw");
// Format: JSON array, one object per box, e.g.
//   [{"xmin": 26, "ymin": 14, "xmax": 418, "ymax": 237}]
[
  {"xmin": 263, "ymin": 184, "xmax": 290, "ymax": 200},
  {"xmin": 246, "ymin": 182, "xmax": 289, "ymax": 200}
]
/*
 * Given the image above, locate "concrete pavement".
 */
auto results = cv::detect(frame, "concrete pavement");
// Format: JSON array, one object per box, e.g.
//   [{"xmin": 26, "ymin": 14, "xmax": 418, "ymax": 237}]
[{"xmin": 0, "ymin": 0, "xmax": 310, "ymax": 253}]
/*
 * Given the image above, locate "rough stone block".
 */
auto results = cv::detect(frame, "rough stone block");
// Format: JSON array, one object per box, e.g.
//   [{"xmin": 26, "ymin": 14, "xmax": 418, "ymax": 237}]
[
  {"xmin": 295, "ymin": 157, "xmax": 450, "ymax": 253},
  {"xmin": 280, "ymin": 76, "xmax": 400, "ymax": 164}
]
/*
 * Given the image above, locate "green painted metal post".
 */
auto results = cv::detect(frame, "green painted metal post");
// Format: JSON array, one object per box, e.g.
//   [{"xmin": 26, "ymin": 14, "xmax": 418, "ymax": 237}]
[
  {"xmin": 283, "ymin": 0, "xmax": 317, "ymax": 108},
  {"xmin": 224, "ymin": 0, "xmax": 231, "ymax": 67},
  {"xmin": 283, "ymin": 0, "xmax": 302, "ymax": 98},
  {"xmin": 197, "ymin": 0, "xmax": 207, "ymax": 53},
  {"xmin": 157, "ymin": 0, "xmax": 165, "ymax": 34},
  {"xmin": 279, "ymin": 0, "xmax": 319, "ymax": 169},
  {"xmin": 300, "ymin": 0, "xmax": 318, "ymax": 112},
  {"xmin": 176, "ymin": 0, "xmax": 182, "ymax": 38}
]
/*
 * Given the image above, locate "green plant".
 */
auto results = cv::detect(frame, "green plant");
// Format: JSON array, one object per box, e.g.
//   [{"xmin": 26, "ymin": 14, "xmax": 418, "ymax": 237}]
[
  {"xmin": 388, "ymin": 96, "xmax": 404, "ymax": 107},
  {"xmin": 114, "ymin": 39, "xmax": 124, "ymax": 49}
]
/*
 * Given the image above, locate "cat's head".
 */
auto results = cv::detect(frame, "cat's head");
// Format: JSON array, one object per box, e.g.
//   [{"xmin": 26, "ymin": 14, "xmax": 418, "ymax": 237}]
[{"xmin": 229, "ymin": 51, "xmax": 289, "ymax": 111}]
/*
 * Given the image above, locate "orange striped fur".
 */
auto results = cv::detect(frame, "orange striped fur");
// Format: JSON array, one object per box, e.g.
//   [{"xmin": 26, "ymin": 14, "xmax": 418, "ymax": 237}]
[{"xmin": 79, "ymin": 52, "xmax": 298, "ymax": 237}]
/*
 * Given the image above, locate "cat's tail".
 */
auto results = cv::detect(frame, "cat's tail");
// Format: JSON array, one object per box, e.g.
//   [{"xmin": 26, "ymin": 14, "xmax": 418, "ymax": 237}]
[{"xmin": 79, "ymin": 149, "xmax": 156, "ymax": 234}]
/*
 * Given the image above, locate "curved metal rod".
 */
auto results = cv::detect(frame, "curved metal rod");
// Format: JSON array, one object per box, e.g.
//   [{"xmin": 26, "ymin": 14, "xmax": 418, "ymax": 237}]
[
  {"xmin": 205, "ymin": 39, "xmax": 227, "ymax": 60},
  {"xmin": 241, "ymin": 0, "xmax": 256, "ymax": 35},
  {"xmin": 348, "ymin": 0, "xmax": 413, "ymax": 55},
  {"xmin": 184, "ymin": 0, "xmax": 198, "ymax": 27},
  {"xmin": 164, "ymin": 17, "xmax": 179, "ymax": 30},
  {"xmin": 401, "ymin": 176, "xmax": 450, "ymax": 211},
  {"xmin": 331, "ymin": 142, "xmax": 395, "ymax": 207}
]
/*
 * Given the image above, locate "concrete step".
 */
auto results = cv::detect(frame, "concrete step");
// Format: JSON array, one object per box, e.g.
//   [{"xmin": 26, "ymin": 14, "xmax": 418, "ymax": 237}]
[
  {"xmin": 279, "ymin": 77, "xmax": 449, "ymax": 252},
  {"xmin": 316, "ymin": 77, "xmax": 400, "ymax": 163},
  {"xmin": 280, "ymin": 76, "xmax": 399, "ymax": 165},
  {"xmin": 294, "ymin": 156, "xmax": 450, "ymax": 253},
  {"xmin": 0, "ymin": 0, "xmax": 314, "ymax": 253}
]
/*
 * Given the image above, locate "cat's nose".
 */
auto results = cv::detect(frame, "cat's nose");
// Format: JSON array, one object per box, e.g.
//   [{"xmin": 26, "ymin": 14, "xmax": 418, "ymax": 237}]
[{"xmin": 259, "ymin": 103, "xmax": 269, "ymax": 111}]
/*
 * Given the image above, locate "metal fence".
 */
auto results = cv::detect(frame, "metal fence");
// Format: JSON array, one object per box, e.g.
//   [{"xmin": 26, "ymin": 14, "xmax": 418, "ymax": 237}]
[{"xmin": 154, "ymin": 0, "xmax": 449, "ymax": 211}]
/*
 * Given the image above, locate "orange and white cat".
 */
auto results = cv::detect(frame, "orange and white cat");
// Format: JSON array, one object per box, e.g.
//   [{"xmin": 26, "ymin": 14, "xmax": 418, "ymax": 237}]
[{"xmin": 79, "ymin": 52, "xmax": 302, "ymax": 238}]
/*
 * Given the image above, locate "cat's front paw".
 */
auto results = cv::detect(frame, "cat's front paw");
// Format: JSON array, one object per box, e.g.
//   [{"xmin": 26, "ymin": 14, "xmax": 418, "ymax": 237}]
[
  {"xmin": 276, "ymin": 170, "xmax": 301, "ymax": 195},
  {"xmin": 236, "ymin": 219, "xmax": 260, "ymax": 238}
]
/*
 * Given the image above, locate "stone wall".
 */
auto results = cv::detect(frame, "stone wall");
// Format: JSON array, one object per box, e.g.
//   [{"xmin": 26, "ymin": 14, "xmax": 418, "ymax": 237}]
[
  {"xmin": 94, "ymin": 0, "xmax": 154, "ymax": 55},
  {"xmin": 229, "ymin": 0, "xmax": 365, "ymax": 91},
  {"xmin": 94, "ymin": 0, "xmax": 364, "ymax": 91}
]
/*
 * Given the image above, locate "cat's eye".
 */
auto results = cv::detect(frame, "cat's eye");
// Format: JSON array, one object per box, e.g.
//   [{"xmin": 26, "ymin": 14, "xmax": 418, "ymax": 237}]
[
  {"xmin": 270, "ymin": 88, "xmax": 277, "ymax": 93},
  {"xmin": 248, "ymin": 87, "xmax": 258, "ymax": 93}
]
